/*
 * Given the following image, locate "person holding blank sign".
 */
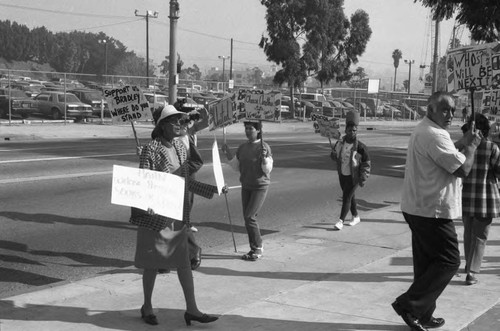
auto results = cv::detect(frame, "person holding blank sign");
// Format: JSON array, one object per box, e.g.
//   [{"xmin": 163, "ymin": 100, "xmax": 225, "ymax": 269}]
[{"xmin": 130, "ymin": 105, "xmax": 220, "ymax": 327}]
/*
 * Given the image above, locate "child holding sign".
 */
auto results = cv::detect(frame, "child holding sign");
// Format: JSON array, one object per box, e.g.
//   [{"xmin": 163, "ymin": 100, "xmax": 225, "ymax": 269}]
[{"xmin": 330, "ymin": 111, "xmax": 371, "ymax": 230}]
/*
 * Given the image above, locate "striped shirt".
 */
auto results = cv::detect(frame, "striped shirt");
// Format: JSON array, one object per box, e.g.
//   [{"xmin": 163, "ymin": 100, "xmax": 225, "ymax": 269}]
[{"xmin": 462, "ymin": 139, "xmax": 500, "ymax": 218}]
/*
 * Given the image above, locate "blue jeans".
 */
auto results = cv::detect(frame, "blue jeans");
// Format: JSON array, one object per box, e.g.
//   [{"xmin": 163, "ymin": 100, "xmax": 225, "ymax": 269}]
[
  {"xmin": 241, "ymin": 187, "xmax": 268, "ymax": 251},
  {"xmin": 396, "ymin": 213, "xmax": 460, "ymax": 322}
]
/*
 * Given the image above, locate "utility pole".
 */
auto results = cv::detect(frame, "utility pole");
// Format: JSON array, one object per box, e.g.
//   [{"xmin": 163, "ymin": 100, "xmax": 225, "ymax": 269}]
[
  {"xmin": 135, "ymin": 9, "xmax": 159, "ymax": 89},
  {"xmin": 168, "ymin": 1, "xmax": 179, "ymax": 103},
  {"xmin": 404, "ymin": 59, "xmax": 415, "ymax": 95},
  {"xmin": 432, "ymin": 19, "xmax": 440, "ymax": 93},
  {"xmin": 229, "ymin": 38, "xmax": 233, "ymax": 81}
]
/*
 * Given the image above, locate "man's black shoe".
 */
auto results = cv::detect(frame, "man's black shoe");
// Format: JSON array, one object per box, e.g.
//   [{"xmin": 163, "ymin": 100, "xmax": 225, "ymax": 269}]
[
  {"xmin": 422, "ymin": 317, "xmax": 445, "ymax": 329},
  {"xmin": 391, "ymin": 301, "xmax": 428, "ymax": 331}
]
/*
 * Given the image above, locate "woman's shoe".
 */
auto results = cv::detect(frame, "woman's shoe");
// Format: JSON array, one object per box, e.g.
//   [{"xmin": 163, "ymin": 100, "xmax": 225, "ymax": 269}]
[
  {"xmin": 184, "ymin": 311, "xmax": 218, "ymax": 326},
  {"xmin": 140, "ymin": 306, "xmax": 159, "ymax": 325},
  {"xmin": 191, "ymin": 247, "xmax": 202, "ymax": 270},
  {"xmin": 466, "ymin": 273, "xmax": 478, "ymax": 285}
]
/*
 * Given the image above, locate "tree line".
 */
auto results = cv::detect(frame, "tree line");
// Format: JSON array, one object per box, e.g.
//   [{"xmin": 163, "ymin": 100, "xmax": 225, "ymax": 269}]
[{"xmin": 0, "ymin": 19, "xmax": 206, "ymax": 80}]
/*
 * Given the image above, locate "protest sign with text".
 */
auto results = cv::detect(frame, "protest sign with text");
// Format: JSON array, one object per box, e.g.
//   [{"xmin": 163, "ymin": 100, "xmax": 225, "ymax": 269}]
[
  {"xmin": 313, "ymin": 114, "xmax": 340, "ymax": 139},
  {"xmin": 244, "ymin": 90, "xmax": 282, "ymax": 121},
  {"xmin": 111, "ymin": 165, "xmax": 184, "ymax": 220},
  {"xmin": 104, "ymin": 86, "xmax": 153, "ymax": 124},
  {"xmin": 208, "ymin": 96, "xmax": 235, "ymax": 130}
]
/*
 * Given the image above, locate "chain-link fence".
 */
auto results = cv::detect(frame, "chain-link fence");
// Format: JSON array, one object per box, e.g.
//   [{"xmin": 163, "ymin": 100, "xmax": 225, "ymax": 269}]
[{"xmin": 1, "ymin": 68, "xmax": 432, "ymax": 125}]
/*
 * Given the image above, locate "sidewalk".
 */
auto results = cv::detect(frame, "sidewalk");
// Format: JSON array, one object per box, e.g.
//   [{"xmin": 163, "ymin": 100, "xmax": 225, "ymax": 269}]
[
  {"xmin": 1, "ymin": 203, "xmax": 499, "ymax": 330},
  {"xmin": 2, "ymin": 118, "xmax": 497, "ymax": 330}
]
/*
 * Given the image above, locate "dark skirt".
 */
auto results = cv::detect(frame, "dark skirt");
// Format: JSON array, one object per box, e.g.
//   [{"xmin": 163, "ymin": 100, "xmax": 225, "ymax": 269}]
[{"xmin": 134, "ymin": 222, "xmax": 190, "ymax": 269}]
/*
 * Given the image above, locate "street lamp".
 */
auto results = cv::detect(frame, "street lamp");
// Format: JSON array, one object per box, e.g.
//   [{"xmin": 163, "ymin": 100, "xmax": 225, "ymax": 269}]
[
  {"xmin": 218, "ymin": 56, "xmax": 230, "ymax": 82},
  {"xmin": 98, "ymin": 39, "xmax": 108, "ymax": 76},
  {"xmin": 404, "ymin": 59, "xmax": 415, "ymax": 95},
  {"xmin": 218, "ymin": 55, "xmax": 230, "ymax": 91},
  {"xmin": 135, "ymin": 9, "xmax": 159, "ymax": 88}
]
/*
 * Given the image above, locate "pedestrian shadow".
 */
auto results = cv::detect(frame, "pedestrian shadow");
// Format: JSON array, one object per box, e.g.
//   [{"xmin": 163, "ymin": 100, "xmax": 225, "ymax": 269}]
[
  {"xmin": 0, "ymin": 211, "xmax": 135, "ymax": 231},
  {"xmin": 0, "ymin": 300, "xmax": 405, "ymax": 330},
  {"xmin": 196, "ymin": 221, "xmax": 279, "ymax": 236},
  {"xmin": 196, "ymin": 266, "xmax": 414, "ymax": 284},
  {"xmin": 0, "ymin": 240, "xmax": 133, "ymax": 287}
]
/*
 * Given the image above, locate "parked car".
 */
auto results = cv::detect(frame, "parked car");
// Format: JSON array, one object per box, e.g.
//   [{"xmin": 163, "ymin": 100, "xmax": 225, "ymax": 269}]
[
  {"xmin": 32, "ymin": 91, "xmax": 93, "ymax": 120},
  {"xmin": 143, "ymin": 92, "xmax": 169, "ymax": 113},
  {"xmin": 344, "ymin": 97, "xmax": 384, "ymax": 117},
  {"xmin": 325, "ymin": 100, "xmax": 347, "ymax": 117},
  {"xmin": 0, "ymin": 88, "xmax": 37, "ymax": 118},
  {"xmin": 281, "ymin": 96, "xmax": 301, "ymax": 113},
  {"xmin": 295, "ymin": 100, "xmax": 321, "ymax": 118},
  {"xmin": 6, "ymin": 82, "xmax": 43, "ymax": 98},
  {"xmin": 70, "ymin": 89, "xmax": 109, "ymax": 117},
  {"xmin": 191, "ymin": 92, "xmax": 218, "ymax": 108},
  {"xmin": 340, "ymin": 101, "xmax": 356, "ymax": 113}
]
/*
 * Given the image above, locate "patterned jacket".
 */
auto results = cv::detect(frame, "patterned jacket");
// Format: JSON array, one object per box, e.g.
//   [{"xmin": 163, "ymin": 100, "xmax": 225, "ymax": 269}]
[
  {"xmin": 331, "ymin": 137, "xmax": 371, "ymax": 186},
  {"xmin": 462, "ymin": 139, "xmax": 500, "ymax": 218},
  {"xmin": 130, "ymin": 138, "xmax": 216, "ymax": 231}
]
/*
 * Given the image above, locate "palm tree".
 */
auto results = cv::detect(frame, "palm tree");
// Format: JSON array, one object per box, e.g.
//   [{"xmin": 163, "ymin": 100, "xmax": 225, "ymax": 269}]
[{"xmin": 392, "ymin": 49, "xmax": 402, "ymax": 91}]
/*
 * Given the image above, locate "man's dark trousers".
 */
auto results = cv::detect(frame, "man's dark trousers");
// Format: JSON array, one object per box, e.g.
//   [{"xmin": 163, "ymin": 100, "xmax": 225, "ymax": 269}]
[{"xmin": 395, "ymin": 212, "xmax": 460, "ymax": 321}]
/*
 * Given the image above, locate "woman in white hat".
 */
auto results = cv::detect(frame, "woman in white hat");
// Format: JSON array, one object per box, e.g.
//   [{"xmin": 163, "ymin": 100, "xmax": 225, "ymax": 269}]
[{"xmin": 130, "ymin": 105, "xmax": 219, "ymax": 326}]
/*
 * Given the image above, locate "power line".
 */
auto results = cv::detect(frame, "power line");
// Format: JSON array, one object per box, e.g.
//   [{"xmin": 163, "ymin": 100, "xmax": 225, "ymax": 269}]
[
  {"xmin": 60, "ymin": 19, "xmax": 142, "ymax": 33},
  {"xmin": 0, "ymin": 2, "xmax": 130, "ymax": 19}
]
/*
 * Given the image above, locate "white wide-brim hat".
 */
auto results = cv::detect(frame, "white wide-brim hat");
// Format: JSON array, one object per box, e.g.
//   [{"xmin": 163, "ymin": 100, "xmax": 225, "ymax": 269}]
[{"xmin": 157, "ymin": 104, "xmax": 186, "ymax": 123}]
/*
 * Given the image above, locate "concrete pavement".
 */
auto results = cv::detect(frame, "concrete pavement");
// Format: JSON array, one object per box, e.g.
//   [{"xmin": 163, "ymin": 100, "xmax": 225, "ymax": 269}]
[{"xmin": 1, "ymin": 118, "xmax": 499, "ymax": 330}]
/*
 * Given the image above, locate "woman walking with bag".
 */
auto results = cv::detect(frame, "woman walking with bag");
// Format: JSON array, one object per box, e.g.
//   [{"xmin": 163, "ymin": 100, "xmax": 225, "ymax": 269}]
[{"xmin": 130, "ymin": 105, "xmax": 219, "ymax": 326}]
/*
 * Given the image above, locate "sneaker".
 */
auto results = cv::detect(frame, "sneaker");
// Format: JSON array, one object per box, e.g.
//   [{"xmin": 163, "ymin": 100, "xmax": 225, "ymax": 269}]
[
  {"xmin": 190, "ymin": 225, "xmax": 198, "ymax": 233},
  {"xmin": 348, "ymin": 216, "xmax": 361, "ymax": 226},
  {"xmin": 334, "ymin": 219, "xmax": 344, "ymax": 230},
  {"xmin": 242, "ymin": 249, "xmax": 263, "ymax": 261}
]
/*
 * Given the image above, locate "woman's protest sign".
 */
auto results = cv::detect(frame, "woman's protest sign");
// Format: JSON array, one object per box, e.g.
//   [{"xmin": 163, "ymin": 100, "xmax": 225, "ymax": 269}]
[
  {"xmin": 111, "ymin": 165, "xmax": 184, "ymax": 220},
  {"xmin": 103, "ymin": 86, "xmax": 153, "ymax": 124},
  {"xmin": 208, "ymin": 96, "xmax": 235, "ymax": 130}
]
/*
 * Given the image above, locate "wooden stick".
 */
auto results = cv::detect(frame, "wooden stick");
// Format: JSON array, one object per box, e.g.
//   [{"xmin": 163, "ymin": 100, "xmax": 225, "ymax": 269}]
[
  {"xmin": 224, "ymin": 191, "xmax": 238, "ymax": 252},
  {"xmin": 131, "ymin": 121, "xmax": 140, "ymax": 147}
]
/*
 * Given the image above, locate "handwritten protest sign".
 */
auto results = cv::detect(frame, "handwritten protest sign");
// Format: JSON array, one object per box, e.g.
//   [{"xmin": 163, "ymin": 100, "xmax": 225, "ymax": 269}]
[
  {"xmin": 449, "ymin": 45, "xmax": 492, "ymax": 91},
  {"xmin": 208, "ymin": 96, "xmax": 235, "ymax": 130},
  {"xmin": 447, "ymin": 42, "xmax": 500, "ymax": 118},
  {"xmin": 314, "ymin": 114, "xmax": 340, "ymax": 139},
  {"xmin": 211, "ymin": 140, "xmax": 225, "ymax": 195},
  {"xmin": 244, "ymin": 90, "xmax": 282, "ymax": 121},
  {"xmin": 111, "ymin": 165, "xmax": 184, "ymax": 220},
  {"xmin": 103, "ymin": 86, "xmax": 153, "ymax": 124}
]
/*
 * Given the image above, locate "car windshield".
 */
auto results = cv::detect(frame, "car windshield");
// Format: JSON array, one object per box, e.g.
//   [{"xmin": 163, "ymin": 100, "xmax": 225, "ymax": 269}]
[
  {"xmin": 301, "ymin": 94, "xmax": 314, "ymax": 100},
  {"xmin": 58, "ymin": 94, "xmax": 80, "ymax": 103}
]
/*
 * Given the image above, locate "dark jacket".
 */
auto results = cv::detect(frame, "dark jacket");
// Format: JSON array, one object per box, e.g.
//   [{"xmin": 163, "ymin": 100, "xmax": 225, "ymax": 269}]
[{"xmin": 331, "ymin": 137, "xmax": 371, "ymax": 186}]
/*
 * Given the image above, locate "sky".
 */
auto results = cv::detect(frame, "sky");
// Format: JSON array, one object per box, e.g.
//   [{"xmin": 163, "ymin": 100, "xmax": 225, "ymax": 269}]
[{"xmin": 0, "ymin": 0, "xmax": 466, "ymax": 89}]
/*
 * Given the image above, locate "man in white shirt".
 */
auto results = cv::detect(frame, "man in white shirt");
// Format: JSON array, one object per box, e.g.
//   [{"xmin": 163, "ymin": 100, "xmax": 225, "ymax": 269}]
[{"xmin": 392, "ymin": 92, "xmax": 482, "ymax": 331}]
